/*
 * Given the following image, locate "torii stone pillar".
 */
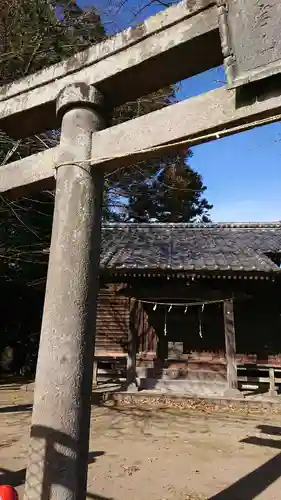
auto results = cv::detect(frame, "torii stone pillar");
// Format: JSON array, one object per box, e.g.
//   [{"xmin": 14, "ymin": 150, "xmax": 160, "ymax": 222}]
[{"xmin": 24, "ymin": 83, "xmax": 105, "ymax": 500}]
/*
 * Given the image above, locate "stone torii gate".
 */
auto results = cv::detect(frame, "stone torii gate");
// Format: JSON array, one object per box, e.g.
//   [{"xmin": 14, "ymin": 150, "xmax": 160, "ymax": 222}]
[{"xmin": 1, "ymin": 0, "xmax": 281, "ymax": 498}]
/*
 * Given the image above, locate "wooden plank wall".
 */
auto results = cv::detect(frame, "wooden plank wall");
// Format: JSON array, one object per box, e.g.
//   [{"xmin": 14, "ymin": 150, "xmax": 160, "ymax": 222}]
[
  {"xmin": 95, "ymin": 285, "xmax": 157, "ymax": 356},
  {"xmin": 95, "ymin": 284, "xmax": 130, "ymax": 355}
]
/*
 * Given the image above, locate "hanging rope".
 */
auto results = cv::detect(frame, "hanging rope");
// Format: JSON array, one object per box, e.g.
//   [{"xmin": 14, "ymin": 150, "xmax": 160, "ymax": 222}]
[
  {"xmin": 139, "ymin": 298, "xmax": 228, "ymax": 308},
  {"xmin": 54, "ymin": 112, "xmax": 281, "ymax": 173},
  {"xmin": 198, "ymin": 304, "xmax": 204, "ymax": 339}
]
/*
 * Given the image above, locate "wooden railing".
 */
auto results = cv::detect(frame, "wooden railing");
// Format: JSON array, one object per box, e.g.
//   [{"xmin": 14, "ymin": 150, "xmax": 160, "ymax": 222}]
[
  {"xmin": 93, "ymin": 354, "xmax": 127, "ymax": 386},
  {"xmin": 93, "ymin": 356, "xmax": 281, "ymax": 397},
  {"xmin": 238, "ymin": 364, "xmax": 281, "ymax": 395}
]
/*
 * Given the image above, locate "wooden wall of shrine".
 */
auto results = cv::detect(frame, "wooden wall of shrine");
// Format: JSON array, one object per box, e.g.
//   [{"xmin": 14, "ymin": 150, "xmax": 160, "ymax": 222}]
[{"xmin": 95, "ymin": 278, "xmax": 281, "ymax": 378}]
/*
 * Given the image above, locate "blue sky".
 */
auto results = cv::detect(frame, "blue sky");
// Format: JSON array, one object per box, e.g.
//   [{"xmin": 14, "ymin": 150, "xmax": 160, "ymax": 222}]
[{"xmin": 79, "ymin": 0, "xmax": 281, "ymax": 222}]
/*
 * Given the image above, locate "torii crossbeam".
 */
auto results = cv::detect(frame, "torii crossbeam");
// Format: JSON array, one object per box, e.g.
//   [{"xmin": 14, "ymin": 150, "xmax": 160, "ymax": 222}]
[{"xmin": 1, "ymin": 0, "xmax": 281, "ymax": 498}]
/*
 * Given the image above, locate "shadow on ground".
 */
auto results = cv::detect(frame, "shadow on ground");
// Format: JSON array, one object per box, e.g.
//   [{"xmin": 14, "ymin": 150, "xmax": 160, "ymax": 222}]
[
  {"xmin": 0, "ymin": 450, "xmax": 105, "ymax": 488},
  {"xmin": 0, "ymin": 467, "xmax": 26, "ymax": 487},
  {"xmin": 209, "ymin": 424, "xmax": 281, "ymax": 499},
  {"xmin": 87, "ymin": 494, "xmax": 114, "ymax": 499},
  {"xmin": 0, "ymin": 404, "xmax": 32, "ymax": 414}
]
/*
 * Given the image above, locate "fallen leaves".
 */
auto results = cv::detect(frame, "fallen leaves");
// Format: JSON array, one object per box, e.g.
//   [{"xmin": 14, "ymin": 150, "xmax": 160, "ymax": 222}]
[{"xmin": 122, "ymin": 465, "xmax": 140, "ymax": 475}]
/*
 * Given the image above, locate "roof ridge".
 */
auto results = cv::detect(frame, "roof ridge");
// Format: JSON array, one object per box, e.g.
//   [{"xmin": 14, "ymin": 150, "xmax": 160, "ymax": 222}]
[{"xmin": 103, "ymin": 222, "xmax": 281, "ymax": 229}]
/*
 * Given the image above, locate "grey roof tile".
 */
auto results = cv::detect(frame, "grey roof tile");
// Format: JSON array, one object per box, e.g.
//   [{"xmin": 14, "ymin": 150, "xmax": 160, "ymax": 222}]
[{"xmin": 100, "ymin": 223, "xmax": 281, "ymax": 274}]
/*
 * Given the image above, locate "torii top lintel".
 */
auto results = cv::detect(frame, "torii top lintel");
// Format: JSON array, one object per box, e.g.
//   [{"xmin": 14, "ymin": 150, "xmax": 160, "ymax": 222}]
[
  {"xmin": 0, "ymin": 0, "xmax": 220, "ymax": 138},
  {"xmin": 1, "ymin": 0, "xmax": 281, "ymax": 197}
]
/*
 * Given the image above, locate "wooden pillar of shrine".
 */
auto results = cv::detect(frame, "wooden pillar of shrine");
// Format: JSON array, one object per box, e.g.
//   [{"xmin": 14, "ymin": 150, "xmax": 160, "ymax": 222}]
[{"xmin": 223, "ymin": 299, "xmax": 242, "ymax": 398}]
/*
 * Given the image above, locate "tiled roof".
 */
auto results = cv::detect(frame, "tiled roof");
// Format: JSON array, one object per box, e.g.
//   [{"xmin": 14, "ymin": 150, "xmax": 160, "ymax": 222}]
[{"xmin": 100, "ymin": 223, "xmax": 281, "ymax": 274}]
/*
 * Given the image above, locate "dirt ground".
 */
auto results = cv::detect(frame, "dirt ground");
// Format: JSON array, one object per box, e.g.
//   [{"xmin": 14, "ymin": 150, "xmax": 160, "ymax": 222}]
[{"xmin": 1, "ymin": 385, "xmax": 281, "ymax": 499}]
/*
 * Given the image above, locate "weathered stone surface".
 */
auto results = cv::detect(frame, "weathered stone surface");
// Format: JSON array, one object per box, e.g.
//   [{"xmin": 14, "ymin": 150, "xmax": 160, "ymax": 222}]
[
  {"xmin": 218, "ymin": 0, "xmax": 281, "ymax": 88},
  {"xmin": 56, "ymin": 83, "xmax": 104, "ymax": 119},
  {"xmin": 2, "ymin": 82, "xmax": 281, "ymax": 195},
  {"xmin": 0, "ymin": 0, "xmax": 214, "ymax": 103},
  {"xmin": 0, "ymin": 2, "xmax": 220, "ymax": 137},
  {"xmin": 90, "ymin": 82, "xmax": 281, "ymax": 170},
  {"xmin": 23, "ymin": 85, "xmax": 105, "ymax": 500},
  {"xmin": 0, "ymin": 146, "xmax": 56, "ymax": 196}
]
